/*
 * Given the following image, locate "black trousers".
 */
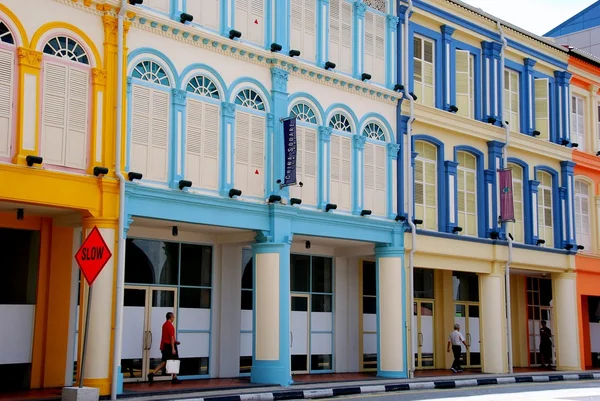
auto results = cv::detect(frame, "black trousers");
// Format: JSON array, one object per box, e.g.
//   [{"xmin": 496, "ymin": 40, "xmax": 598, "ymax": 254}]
[{"xmin": 451, "ymin": 345, "xmax": 462, "ymax": 370}]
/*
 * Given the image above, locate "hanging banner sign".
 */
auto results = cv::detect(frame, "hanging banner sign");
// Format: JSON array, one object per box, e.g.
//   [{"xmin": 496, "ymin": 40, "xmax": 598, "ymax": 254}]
[
  {"xmin": 282, "ymin": 117, "xmax": 297, "ymax": 187},
  {"xmin": 499, "ymin": 168, "xmax": 515, "ymax": 222}
]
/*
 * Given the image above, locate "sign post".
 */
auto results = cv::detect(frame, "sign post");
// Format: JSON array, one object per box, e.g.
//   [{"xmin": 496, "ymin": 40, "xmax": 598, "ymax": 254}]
[
  {"xmin": 281, "ymin": 116, "xmax": 297, "ymax": 188},
  {"xmin": 74, "ymin": 226, "xmax": 113, "ymax": 388}
]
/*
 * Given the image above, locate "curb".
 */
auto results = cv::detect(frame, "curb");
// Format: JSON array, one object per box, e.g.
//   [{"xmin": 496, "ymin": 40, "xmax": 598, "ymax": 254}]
[{"xmin": 174, "ymin": 373, "xmax": 600, "ymax": 401}]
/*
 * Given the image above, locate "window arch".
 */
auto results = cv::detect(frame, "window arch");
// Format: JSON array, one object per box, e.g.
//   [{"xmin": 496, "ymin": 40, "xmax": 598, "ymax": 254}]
[
  {"xmin": 364, "ymin": 0, "xmax": 388, "ymax": 13},
  {"xmin": 537, "ymin": 171, "xmax": 554, "ymax": 247},
  {"xmin": 40, "ymin": 34, "xmax": 91, "ymax": 169},
  {"xmin": 235, "ymin": 89, "xmax": 265, "ymax": 111},
  {"xmin": 290, "ymin": 102, "xmax": 317, "ymax": 124},
  {"xmin": 575, "ymin": 179, "xmax": 591, "ymax": 252},
  {"xmin": 329, "ymin": 112, "xmax": 352, "ymax": 132},
  {"xmin": 415, "ymin": 141, "xmax": 437, "ymax": 230},
  {"xmin": 186, "ymin": 75, "xmax": 220, "ymax": 99},
  {"xmin": 362, "ymin": 122, "xmax": 385, "ymax": 141},
  {"xmin": 43, "ymin": 36, "xmax": 89, "ymax": 64},
  {"xmin": 132, "ymin": 60, "xmax": 170, "ymax": 86},
  {"xmin": 508, "ymin": 163, "xmax": 524, "ymax": 243},
  {"xmin": 0, "ymin": 21, "xmax": 14, "ymax": 45},
  {"xmin": 457, "ymin": 151, "xmax": 477, "ymax": 236}
]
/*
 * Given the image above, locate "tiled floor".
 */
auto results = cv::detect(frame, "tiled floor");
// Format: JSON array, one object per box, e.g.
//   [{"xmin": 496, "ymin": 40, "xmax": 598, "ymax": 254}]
[{"xmin": 0, "ymin": 387, "xmax": 62, "ymax": 401}]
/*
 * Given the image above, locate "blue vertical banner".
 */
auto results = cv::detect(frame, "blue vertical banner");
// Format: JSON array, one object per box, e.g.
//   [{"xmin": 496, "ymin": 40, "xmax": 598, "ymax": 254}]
[{"xmin": 282, "ymin": 117, "xmax": 297, "ymax": 187}]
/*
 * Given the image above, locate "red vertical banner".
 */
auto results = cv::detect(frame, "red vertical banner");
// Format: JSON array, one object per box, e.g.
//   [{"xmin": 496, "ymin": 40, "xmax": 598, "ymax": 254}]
[{"xmin": 499, "ymin": 168, "xmax": 515, "ymax": 222}]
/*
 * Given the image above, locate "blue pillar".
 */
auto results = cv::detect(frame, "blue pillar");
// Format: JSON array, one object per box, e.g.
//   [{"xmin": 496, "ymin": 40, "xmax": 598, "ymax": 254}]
[
  {"xmin": 411, "ymin": 150, "xmax": 418, "ymax": 219},
  {"xmin": 523, "ymin": 58, "xmax": 536, "ymax": 134},
  {"xmin": 353, "ymin": 1, "xmax": 367, "ymax": 79},
  {"xmin": 318, "ymin": 126, "xmax": 332, "ymax": 208},
  {"xmin": 317, "ymin": 0, "xmax": 330, "ymax": 66},
  {"xmin": 441, "ymin": 25, "xmax": 455, "ymax": 111},
  {"xmin": 397, "ymin": 115, "xmax": 409, "ymax": 219},
  {"xmin": 487, "ymin": 140, "xmax": 504, "ymax": 237},
  {"xmin": 445, "ymin": 160, "xmax": 458, "ymax": 233},
  {"xmin": 481, "ymin": 41, "xmax": 502, "ymax": 125},
  {"xmin": 397, "ymin": 5, "xmax": 412, "ymax": 89},
  {"xmin": 170, "ymin": 0, "xmax": 182, "ymax": 20},
  {"xmin": 270, "ymin": 67, "xmax": 290, "ymax": 198},
  {"xmin": 220, "ymin": 102, "xmax": 236, "ymax": 196},
  {"xmin": 353, "ymin": 133, "xmax": 366, "ymax": 214},
  {"xmin": 170, "ymin": 88, "xmax": 187, "ymax": 189},
  {"xmin": 274, "ymin": 0, "xmax": 290, "ymax": 53},
  {"xmin": 561, "ymin": 161, "xmax": 576, "ymax": 247},
  {"xmin": 220, "ymin": 0, "xmax": 233, "ymax": 36},
  {"xmin": 554, "ymin": 70, "xmax": 572, "ymax": 144},
  {"xmin": 387, "ymin": 142, "xmax": 401, "ymax": 219},
  {"xmin": 529, "ymin": 179, "xmax": 540, "ymax": 245},
  {"xmin": 387, "ymin": 15, "xmax": 400, "ymax": 89}
]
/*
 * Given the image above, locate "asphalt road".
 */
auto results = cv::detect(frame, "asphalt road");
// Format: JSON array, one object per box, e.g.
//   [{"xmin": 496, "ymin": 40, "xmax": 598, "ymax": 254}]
[{"xmin": 305, "ymin": 380, "xmax": 600, "ymax": 401}]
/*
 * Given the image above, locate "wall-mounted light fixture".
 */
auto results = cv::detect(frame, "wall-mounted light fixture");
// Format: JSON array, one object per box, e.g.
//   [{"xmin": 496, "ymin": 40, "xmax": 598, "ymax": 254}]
[
  {"xmin": 128, "ymin": 171, "xmax": 143, "ymax": 181},
  {"xmin": 413, "ymin": 219, "xmax": 423, "ymax": 225},
  {"xmin": 93, "ymin": 166, "xmax": 109, "ymax": 177},
  {"xmin": 289, "ymin": 49, "xmax": 301, "ymax": 57},
  {"xmin": 325, "ymin": 203, "xmax": 337, "ymax": 212},
  {"xmin": 179, "ymin": 12, "xmax": 193, "ymax": 24},
  {"xmin": 305, "ymin": 240, "xmax": 311, "ymax": 249},
  {"xmin": 324, "ymin": 61, "xmax": 336, "ymax": 70},
  {"xmin": 178, "ymin": 180, "xmax": 192, "ymax": 190},
  {"xmin": 270, "ymin": 42, "xmax": 282, "ymax": 52},
  {"xmin": 565, "ymin": 243, "xmax": 574, "ymax": 251},
  {"xmin": 577, "ymin": 245, "xmax": 585, "ymax": 251},
  {"xmin": 229, "ymin": 29, "xmax": 242, "ymax": 40},
  {"xmin": 409, "ymin": 92, "xmax": 418, "ymax": 101},
  {"xmin": 26, "ymin": 155, "xmax": 43, "ymax": 167},
  {"xmin": 361, "ymin": 73, "xmax": 371, "ymax": 82},
  {"xmin": 129, "ymin": 0, "xmax": 143, "ymax": 4},
  {"xmin": 172, "ymin": 226, "xmax": 178, "ymax": 237},
  {"xmin": 395, "ymin": 215, "xmax": 406, "ymax": 222},
  {"xmin": 448, "ymin": 105, "xmax": 459, "ymax": 113},
  {"xmin": 561, "ymin": 139, "xmax": 570, "ymax": 146},
  {"xmin": 596, "ymin": 151, "xmax": 600, "ymax": 156},
  {"xmin": 571, "ymin": 142, "xmax": 579, "ymax": 148},
  {"xmin": 229, "ymin": 188, "xmax": 242, "ymax": 198},
  {"xmin": 490, "ymin": 231, "xmax": 499, "ymax": 239},
  {"xmin": 487, "ymin": 116, "xmax": 497, "ymax": 124},
  {"xmin": 16, "ymin": 208, "xmax": 24, "ymax": 221},
  {"xmin": 290, "ymin": 198, "xmax": 302, "ymax": 206},
  {"xmin": 268, "ymin": 195, "xmax": 282, "ymax": 203},
  {"xmin": 536, "ymin": 239, "xmax": 545, "ymax": 246},
  {"xmin": 452, "ymin": 226, "xmax": 463, "ymax": 233},
  {"xmin": 532, "ymin": 130, "xmax": 541, "ymax": 137},
  {"xmin": 393, "ymin": 84, "xmax": 404, "ymax": 92},
  {"xmin": 360, "ymin": 209, "xmax": 372, "ymax": 216}
]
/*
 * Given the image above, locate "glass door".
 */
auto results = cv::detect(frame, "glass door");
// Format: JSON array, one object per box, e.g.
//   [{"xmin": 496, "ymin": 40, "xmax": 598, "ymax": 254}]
[
  {"xmin": 413, "ymin": 300, "xmax": 435, "ymax": 369},
  {"xmin": 454, "ymin": 302, "xmax": 481, "ymax": 368},
  {"xmin": 291, "ymin": 294, "xmax": 310, "ymax": 374},
  {"xmin": 121, "ymin": 286, "xmax": 177, "ymax": 382}
]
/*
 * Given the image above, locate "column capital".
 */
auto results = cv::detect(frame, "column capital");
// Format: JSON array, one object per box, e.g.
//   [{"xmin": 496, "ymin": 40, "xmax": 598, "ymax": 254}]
[
  {"xmin": 529, "ymin": 179, "xmax": 540, "ymax": 190},
  {"xmin": 560, "ymin": 160, "xmax": 576, "ymax": 175},
  {"xmin": 91, "ymin": 68, "xmax": 107, "ymax": 86},
  {"xmin": 82, "ymin": 217, "xmax": 119, "ymax": 230},
  {"xmin": 172, "ymin": 88, "xmax": 187, "ymax": 106},
  {"xmin": 271, "ymin": 67, "xmax": 289, "ymax": 93},
  {"xmin": 222, "ymin": 102, "xmax": 236, "ymax": 117},
  {"xmin": 590, "ymin": 84, "xmax": 600, "ymax": 96},
  {"xmin": 445, "ymin": 160, "xmax": 459, "ymax": 172},
  {"xmin": 441, "ymin": 24, "xmax": 455, "ymax": 38},
  {"xmin": 524, "ymin": 58, "xmax": 537, "ymax": 69},
  {"xmin": 353, "ymin": 134, "xmax": 366, "ymax": 149},
  {"xmin": 387, "ymin": 142, "xmax": 401, "ymax": 160},
  {"xmin": 375, "ymin": 243, "xmax": 404, "ymax": 257},
  {"xmin": 17, "ymin": 47, "xmax": 42, "ymax": 69},
  {"xmin": 318, "ymin": 126, "xmax": 332, "ymax": 142},
  {"xmin": 387, "ymin": 14, "xmax": 400, "ymax": 31},
  {"xmin": 354, "ymin": 1, "xmax": 368, "ymax": 18},
  {"xmin": 554, "ymin": 70, "xmax": 572, "ymax": 85}
]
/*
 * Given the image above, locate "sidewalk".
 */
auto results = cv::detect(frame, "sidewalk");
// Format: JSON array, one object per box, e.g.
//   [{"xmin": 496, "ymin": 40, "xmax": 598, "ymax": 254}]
[{"xmin": 116, "ymin": 370, "xmax": 600, "ymax": 401}]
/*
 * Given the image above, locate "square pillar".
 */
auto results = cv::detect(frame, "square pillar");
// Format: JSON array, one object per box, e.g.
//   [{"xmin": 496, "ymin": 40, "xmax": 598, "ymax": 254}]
[
  {"xmin": 552, "ymin": 272, "xmax": 581, "ymax": 370},
  {"xmin": 387, "ymin": 15, "xmax": 400, "ymax": 88},
  {"xmin": 554, "ymin": 70, "xmax": 573, "ymax": 143},
  {"xmin": 270, "ymin": 68, "xmax": 290, "ymax": 198},
  {"xmin": 529, "ymin": 179, "xmax": 540, "ymax": 245},
  {"xmin": 441, "ymin": 25, "xmax": 455, "ymax": 111},
  {"xmin": 479, "ymin": 268, "xmax": 507, "ymax": 374},
  {"xmin": 523, "ymin": 58, "xmax": 537, "ymax": 134},
  {"xmin": 561, "ymin": 161, "xmax": 576, "ymax": 247},
  {"xmin": 445, "ymin": 160, "xmax": 459, "ymax": 233},
  {"xmin": 318, "ymin": 126, "xmax": 332, "ymax": 208},
  {"xmin": 220, "ymin": 102, "xmax": 236, "ymax": 196},
  {"xmin": 353, "ymin": 1, "xmax": 367, "ymax": 79},
  {"xmin": 353, "ymin": 134, "xmax": 366, "ymax": 215},
  {"xmin": 487, "ymin": 140, "xmax": 504, "ymax": 237},
  {"xmin": 170, "ymin": 89, "xmax": 187, "ymax": 189},
  {"xmin": 481, "ymin": 41, "xmax": 502, "ymax": 125}
]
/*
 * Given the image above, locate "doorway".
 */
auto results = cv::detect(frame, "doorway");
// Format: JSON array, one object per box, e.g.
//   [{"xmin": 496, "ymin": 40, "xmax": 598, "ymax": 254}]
[
  {"xmin": 413, "ymin": 300, "xmax": 435, "ymax": 369},
  {"xmin": 121, "ymin": 286, "xmax": 177, "ymax": 382},
  {"xmin": 454, "ymin": 302, "xmax": 480, "ymax": 367},
  {"xmin": 526, "ymin": 277, "xmax": 554, "ymax": 366}
]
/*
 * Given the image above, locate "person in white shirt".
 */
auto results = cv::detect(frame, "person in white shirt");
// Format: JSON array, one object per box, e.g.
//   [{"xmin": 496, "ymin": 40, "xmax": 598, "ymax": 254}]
[{"xmin": 447, "ymin": 323, "xmax": 469, "ymax": 373}]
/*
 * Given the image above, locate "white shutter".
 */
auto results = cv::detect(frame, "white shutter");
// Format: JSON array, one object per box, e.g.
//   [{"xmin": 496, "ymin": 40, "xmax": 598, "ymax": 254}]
[
  {"xmin": 146, "ymin": 0, "xmax": 170, "ymax": 14},
  {"xmin": 571, "ymin": 96, "xmax": 585, "ymax": 150},
  {"xmin": 149, "ymin": 90, "xmax": 169, "ymax": 182},
  {"xmin": 364, "ymin": 11, "xmax": 385, "ymax": 83},
  {"xmin": 65, "ymin": 68, "xmax": 89, "ymax": 169},
  {"xmin": 504, "ymin": 70, "xmax": 520, "ymax": 132},
  {"xmin": 364, "ymin": 143, "xmax": 386, "ymax": 216},
  {"xmin": 42, "ymin": 62, "xmax": 68, "ymax": 166},
  {"xmin": 364, "ymin": 142, "xmax": 375, "ymax": 212},
  {"xmin": 0, "ymin": 48, "xmax": 13, "ymax": 158},
  {"xmin": 329, "ymin": 0, "xmax": 353, "ymax": 74},
  {"xmin": 130, "ymin": 85, "xmax": 151, "ymax": 178},
  {"xmin": 235, "ymin": 111, "xmax": 264, "ymax": 197},
  {"xmin": 330, "ymin": 134, "xmax": 352, "ymax": 211},
  {"xmin": 575, "ymin": 181, "xmax": 591, "ymax": 251},
  {"xmin": 290, "ymin": 126, "xmax": 318, "ymax": 205},
  {"xmin": 186, "ymin": 99, "xmax": 220, "ymax": 190},
  {"xmin": 534, "ymin": 78, "xmax": 549, "ymax": 140},
  {"xmin": 291, "ymin": 0, "xmax": 316, "ymax": 62},
  {"xmin": 187, "ymin": 0, "xmax": 220, "ymax": 31},
  {"xmin": 235, "ymin": 0, "xmax": 264, "ymax": 45},
  {"xmin": 456, "ymin": 50, "xmax": 470, "ymax": 118}
]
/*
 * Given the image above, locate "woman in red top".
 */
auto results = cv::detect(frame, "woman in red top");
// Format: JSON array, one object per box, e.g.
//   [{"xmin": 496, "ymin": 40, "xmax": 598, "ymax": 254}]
[{"xmin": 147, "ymin": 312, "xmax": 181, "ymax": 384}]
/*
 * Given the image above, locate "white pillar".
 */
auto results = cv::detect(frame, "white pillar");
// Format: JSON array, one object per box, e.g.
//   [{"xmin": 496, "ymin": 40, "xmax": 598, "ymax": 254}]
[
  {"xmin": 552, "ymin": 272, "xmax": 581, "ymax": 370},
  {"xmin": 479, "ymin": 271, "xmax": 507, "ymax": 373}
]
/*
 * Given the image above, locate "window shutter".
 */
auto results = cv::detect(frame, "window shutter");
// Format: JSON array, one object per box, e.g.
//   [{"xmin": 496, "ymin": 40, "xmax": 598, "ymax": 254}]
[
  {"xmin": 65, "ymin": 68, "xmax": 89, "ymax": 169},
  {"xmin": 235, "ymin": 0, "xmax": 264, "ymax": 45},
  {"xmin": 330, "ymin": 134, "xmax": 352, "ymax": 211},
  {"xmin": 234, "ymin": 111, "xmax": 250, "ymax": 194},
  {"xmin": 0, "ymin": 48, "xmax": 13, "ymax": 158},
  {"xmin": 364, "ymin": 143, "xmax": 375, "ymax": 212},
  {"xmin": 341, "ymin": 136, "xmax": 352, "ymax": 210},
  {"xmin": 455, "ymin": 50, "xmax": 470, "ymax": 118},
  {"xmin": 290, "ymin": 126, "xmax": 317, "ymax": 205},
  {"xmin": 571, "ymin": 96, "xmax": 585, "ymax": 151},
  {"xmin": 130, "ymin": 85, "xmax": 151, "ymax": 179},
  {"xmin": 42, "ymin": 62, "xmax": 68, "ymax": 166},
  {"xmin": 363, "ymin": 12, "xmax": 385, "ymax": 83},
  {"xmin": 291, "ymin": 0, "xmax": 316, "ymax": 62},
  {"xmin": 374, "ymin": 144, "xmax": 386, "ymax": 215},
  {"xmin": 504, "ymin": 70, "xmax": 520, "ymax": 132},
  {"xmin": 330, "ymin": 134, "xmax": 341, "ymax": 205},
  {"xmin": 147, "ymin": 0, "xmax": 170, "ymax": 14},
  {"xmin": 534, "ymin": 79, "xmax": 549, "ymax": 140},
  {"xmin": 329, "ymin": 0, "xmax": 353, "ymax": 74},
  {"xmin": 187, "ymin": 0, "xmax": 220, "ymax": 31},
  {"xmin": 149, "ymin": 90, "xmax": 169, "ymax": 182},
  {"xmin": 235, "ymin": 111, "xmax": 264, "ymax": 198},
  {"xmin": 185, "ymin": 99, "xmax": 220, "ymax": 190}
]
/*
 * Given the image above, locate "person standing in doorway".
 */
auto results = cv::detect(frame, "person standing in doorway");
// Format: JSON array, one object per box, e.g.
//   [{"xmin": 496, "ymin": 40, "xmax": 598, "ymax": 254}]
[
  {"xmin": 540, "ymin": 320, "xmax": 553, "ymax": 369},
  {"xmin": 148, "ymin": 312, "xmax": 181, "ymax": 384},
  {"xmin": 447, "ymin": 323, "xmax": 469, "ymax": 373}
]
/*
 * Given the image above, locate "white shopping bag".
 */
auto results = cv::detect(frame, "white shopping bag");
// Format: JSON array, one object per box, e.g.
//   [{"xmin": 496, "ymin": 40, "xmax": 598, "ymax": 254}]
[{"xmin": 166, "ymin": 359, "xmax": 180, "ymax": 374}]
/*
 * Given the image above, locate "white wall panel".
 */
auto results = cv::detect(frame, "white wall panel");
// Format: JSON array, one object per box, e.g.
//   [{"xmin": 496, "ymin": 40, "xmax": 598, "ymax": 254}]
[
  {"xmin": 311, "ymin": 333, "xmax": 332, "ymax": 354},
  {"xmin": 178, "ymin": 308, "xmax": 211, "ymax": 331},
  {"xmin": 122, "ymin": 306, "xmax": 145, "ymax": 359},
  {"xmin": 241, "ymin": 310, "xmax": 253, "ymax": 331},
  {"xmin": 363, "ymin": 313, "xmax": 376, "ymax": 332},
  {"xmin": 311, "ymin": 312, "xmax": 332, "ymax": 332},
  {"xmin": 0, "ymin": 305, "xmax": 35, "ymax": 364},
  {"xmin": 240, "ymin": 332, "xmax": 253, "ymax": 356},
  {"xmin": 178, "ymin": 332, "xmax": 210, "ymax": 358}
]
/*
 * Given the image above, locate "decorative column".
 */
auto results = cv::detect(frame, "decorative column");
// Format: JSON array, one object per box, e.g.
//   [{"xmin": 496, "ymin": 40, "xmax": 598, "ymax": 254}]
[
  {"xmin": 317, "ymin": 0, "xmax": 330, "ymax": 66},
  {"xmin": 270, "ymin": 67, "xmax": 289, "ymax": 198},
  {"xmin": 89, "ymin": 68, "xmax": 107, "ymax": 175},
  {"xmin": 480, "ymin": 41, "xmax": 502, "ymax": 125},
  {"xmin": 561, "ymin": 161, "xmax": 576, "ymax": 247},
  {"xmin": 376, "ymin": 232, "xmax": 407, "ymax": 378},
  {"xmin": 220, "ymin": 102, "xmax": 236, "ymax": 196},
  {"xmin": 441, "ymin": 25, "xmax": 455, "ymax": 111},
  {"xmin": 479, "ymin": 264, "xmax": 507, "ymax": 374},
  {"xmin": 251, "ymin": 230, "xmax": 292, "ymax": 386},
  {"xmin": 353, "ymin": 1, "xmax": 367, "ymax": 80},
  {"xmin": 529, "ymin": 179, "xmax": 540, "ymax": 245},
  {"xmin": 318, "ymin": 126, "xmax": 332, "ymax": 208},
  {"xmin": 353, "ymin": 134, "xmax": 366, "ymax": 215},
  {"xmin": 13, "ymin": 48, "xmax": 42, "ymax": 166},
  {"xmin": 554, "ymin": 70, "xmax": 572, "ymax": 144},
  {"xmin": 559, "ymin": 186, "xmax": 567, "ymax": 247},
  {"xmin": 552, "ymin": 272, "xmax": 581, "ymax": 370},
  {"xmin": 386, "ymin": 15, "xmax": 400, "ymax": 89},
  {"xmin": 487, "ymin": 141, "xmax": 504, "ymax": 237},
  {"xmin": 445, "ymin": 160, "xmax": 459, "ymax": 233},
  {"xmin": 397, "ymin": 116, "xmax": 409, "ymax": 218},
  {"xmin": 79, "ymin": 218, "xmax": 118, "ymax": 395},
  {"xmin": 523, "ymin": 58, "xmax": 537, "ymax": 134},
  {"xmin": 387, "ymin": 143, "xmax": 401, "ymax": 219},
  {"xmin": 397, "ymin": 5, "xmax": 413, "ymax": 89},
  {"xmin": 273, "ymin": 0, "xmax": 290, "ymax": 53},
  {"xmin": 170, "ymin": 89, "xmax": 187, "ymax": 189}
]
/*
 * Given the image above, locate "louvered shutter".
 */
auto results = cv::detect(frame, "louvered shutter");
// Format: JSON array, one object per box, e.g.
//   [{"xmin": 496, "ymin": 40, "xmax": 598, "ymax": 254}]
[
  {"xmin": 147, "ymin": 0, "xmax": 170, "ymax": 14},
  {"xmin": 0, "ymin": 48, "xmax": 13, "ymax": 158},
  {"xmin": 234, "ymin": 112, "xmax": 250, "ymax": 194},
  {"xmin": 364, "ymin": 143, "xmax": 375, "ymax": 211},
  {"xmin": 364, "ymin": 143, "xmax": 386, "ymax": 216},
  {"xmin": 235, "ymin": 111, "xmax": 264, "ymax": 198},
  {"xmin": 42, "ymin": 62, "xmax": 68, "ymax": 166},
  {"xmin": 424, "ymin": 160, "xmax": 436, "ymax": 229},
  {"xmin": 466, "ymin": 170, "xmax": 476, "ymax": 236},
  {"xmin": 149, "ymin": 90, "xmax": 169, "ymax": 182},
  {"xmin": 330, "ymin": 135, "xmax": 352, "ymax": 211},
  {"xmin": 187, "ymin": 0, "xmax": 220, "ymax": 31},
  {"xmin": 423, "ymin": 40, "xmax": 434, "ymax": 107},
  {"xmin": 130, "ymin": 85, "xmax": 151, "ymax": 178},
  {"xmin": 65, "ymin": 68, "xmax": 89, "ymax": 169},
  {"xmin": 457, "ymin": 168, "xmax": 465, "ymax": 231},
  {"xmin": 456, "ymin": 50, "xmax": 470, "ymax": 118},
  {"xmin": 575, "ymin": 182, "xmax": 591, "ymax": 251},
  {"xmin": 364, "ymin": 11, "xmax": 385, "ymax": 83},
  {"xmin": 290, "ymin": 126, "xmax": 318, "ymax": 205},
  {"xmin": 534, "ymin": 79, "xmax": 549, "ymax": 140},
  {"xmin": 291, "ymin": 0, "xmax": 316, "ymax": 62},
  {"xmin": 186, "ymin": 99, "xmax": 220, "ymax": 190},
  {"xmin": 235, "ymin": 0, "xmax": 264, "ymax": 45},
  {"xmin": 329, "ymin": 0, "xmax": 352, "ymax": 74}
]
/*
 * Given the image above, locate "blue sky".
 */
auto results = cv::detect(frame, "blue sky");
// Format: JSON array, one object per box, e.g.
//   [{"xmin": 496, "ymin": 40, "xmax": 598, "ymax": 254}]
[{"xmin": 462, "ymin": 0, "xmax": 597, "ymax": 36}]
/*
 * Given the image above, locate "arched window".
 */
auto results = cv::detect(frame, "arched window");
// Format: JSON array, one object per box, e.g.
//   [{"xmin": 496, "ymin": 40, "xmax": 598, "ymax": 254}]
[
  {"xmin": 537, "ymin": 171, "xmax": 553, "ymax": 247},
  {"xmin": 234, "ymin": 88, "xmax": 266, "ymax": 197},
  {"xmin": 329, "ymin": 112, "xmax": 353, "ymax": 211},
  {"xmin": 185, "ymin": 75, "xmax": 221, "ymax": 190},
  {"xmin": 508, "ymin": 163, "xmax": 524, "ymax": 243},
  {"xmin": 329, "ymin": 112, "xmax": 352, "ymax": 132},
  {"xmin": 575, "ymin": 180, "xmax": 591, "ymax": 252},
  {"xmin": 41, "ymin": 35, "xmax": 91, "ymax": 169},
  {"xmin": 129, "ymin": 60, "xmax": 171, "ymax": 183},
  {"xmin": 457, "ymin": 151, "xmax": 477, "ymax": 236},
  {"xmin": 363, "ymin": 121, "xmax": 387, "ymax": 216},
  {"xmin": 235, "ymin": 88, "xmax": 265, "ymax": 111},
  {"xmin": 415, "ymin": 141, "xmax": 437, "ymax": 230},
  {"xmin": 0, "ymin": 21, "xmax": 15, "ymax": 159},
  {"xmin": 290, "ymin": 102, "xmax": 318, "ymax": 206},
  {"xmin": 364, "ymin": 0, "xmax": 387, "ymax": 13},
  {"xmin": 290, "ymin": 102, "xmax": 317, "ymax": 124},
  {"xmin": 362, "ymin": 122, "xmax": 385, "ymax": 141}
]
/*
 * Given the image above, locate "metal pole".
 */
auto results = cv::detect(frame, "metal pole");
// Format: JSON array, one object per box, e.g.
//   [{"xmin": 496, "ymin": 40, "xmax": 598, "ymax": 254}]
[{"xmin": 79, "ymin": 284, "xmax": 93, "ymax": 388}]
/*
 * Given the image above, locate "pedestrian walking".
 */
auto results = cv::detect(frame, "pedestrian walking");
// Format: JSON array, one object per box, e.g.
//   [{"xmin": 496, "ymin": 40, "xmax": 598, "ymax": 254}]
[
  {"xmin": 540, "ymin": 320, "xmax": 553, "ymax": 369},
  {"xmin": 447, "ymin": 323, "xmax": 469, "ymax": 373},
  {"xmin": 147, "ymin": 312, "xmax": 181, "ymax": 384}
]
